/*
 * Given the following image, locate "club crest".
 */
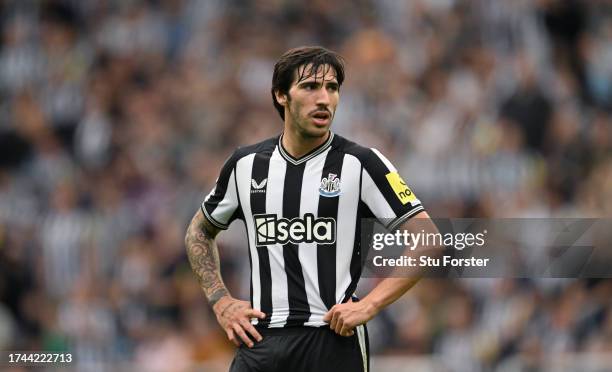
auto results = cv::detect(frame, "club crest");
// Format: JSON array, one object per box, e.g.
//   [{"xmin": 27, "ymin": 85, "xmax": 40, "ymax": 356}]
[{"xmin": 319, "ymin": 173, "xmax": 341, "ymax": 197}]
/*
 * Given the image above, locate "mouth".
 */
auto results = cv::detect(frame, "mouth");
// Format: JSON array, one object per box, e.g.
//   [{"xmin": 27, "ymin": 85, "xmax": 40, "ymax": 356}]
[{"xmin": 310, "ymin": 110, "xmax": 331, "ymax": 126}]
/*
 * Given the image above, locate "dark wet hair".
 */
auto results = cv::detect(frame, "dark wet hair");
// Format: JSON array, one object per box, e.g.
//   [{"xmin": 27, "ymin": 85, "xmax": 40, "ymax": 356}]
[{"xmin": 271, "ymin": 46, "xmax": 345, "ymax": 120}]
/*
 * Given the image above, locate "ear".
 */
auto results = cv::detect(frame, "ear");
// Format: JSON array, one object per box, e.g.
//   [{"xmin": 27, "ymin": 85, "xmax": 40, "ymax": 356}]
[{"xmin": 274, "ymin": 90, "xmax": 288, "ymax": 106}]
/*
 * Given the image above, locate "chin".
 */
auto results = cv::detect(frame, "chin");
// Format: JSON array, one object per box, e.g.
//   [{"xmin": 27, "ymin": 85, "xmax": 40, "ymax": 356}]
[
  {"xmin": 296, "ymin": 123, "xmax": 329, "ymax": 138},
  {"xmin": 306, "ymin": 127, "xmax": 330, "ymax": 138}
]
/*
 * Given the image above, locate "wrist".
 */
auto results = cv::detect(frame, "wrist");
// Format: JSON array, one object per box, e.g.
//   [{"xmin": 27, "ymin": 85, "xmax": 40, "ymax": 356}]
[
  {"xmin": 212, "ymin": 295, "xmax": 233, "ymax": 315},
  {"xmin": 208, "ymin": 287, "xmax": 230, "ymax": 307},
  {"xmin": 361, "ymin": 297, "xmax": 380, "ymax": 319}
]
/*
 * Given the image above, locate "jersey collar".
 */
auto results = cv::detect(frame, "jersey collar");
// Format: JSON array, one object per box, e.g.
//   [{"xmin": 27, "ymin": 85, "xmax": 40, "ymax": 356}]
[{"xmin": 278, "ymin": 131, "xmax": 335, "ymax": 166}]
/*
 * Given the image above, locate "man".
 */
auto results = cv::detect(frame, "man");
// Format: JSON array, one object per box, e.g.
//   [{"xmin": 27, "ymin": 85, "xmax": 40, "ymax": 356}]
[{"xmin": 185, "ymin": 46, "xmax": 438, "ymax": 372}]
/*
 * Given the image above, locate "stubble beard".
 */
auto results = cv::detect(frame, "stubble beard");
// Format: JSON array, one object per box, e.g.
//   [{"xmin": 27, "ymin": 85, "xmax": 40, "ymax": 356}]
[{"xmin": 288, "ymin": 103, "xmax": 331, "ymax": 140}]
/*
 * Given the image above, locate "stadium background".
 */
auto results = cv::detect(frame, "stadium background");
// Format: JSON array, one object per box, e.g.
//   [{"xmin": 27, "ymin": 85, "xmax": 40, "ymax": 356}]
[{"xmin": 0, "ymin": 0, "xmax": 611, "ymax": 371}]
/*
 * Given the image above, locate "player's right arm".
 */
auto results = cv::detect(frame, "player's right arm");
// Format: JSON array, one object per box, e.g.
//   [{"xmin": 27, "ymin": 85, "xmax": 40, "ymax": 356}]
[
  {"xmin": 185, "ymin": 208, "xmax": 265, "ymax": 347},
  {"xmin": 325, "ymin": 145, "xmax": 433, "ymax": 336}
]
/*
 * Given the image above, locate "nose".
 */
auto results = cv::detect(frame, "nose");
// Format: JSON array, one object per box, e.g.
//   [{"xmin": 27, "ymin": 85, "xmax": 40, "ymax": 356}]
[{"xmin": 315, "ymin": 86, "xmax": 330, "ymax": 106}]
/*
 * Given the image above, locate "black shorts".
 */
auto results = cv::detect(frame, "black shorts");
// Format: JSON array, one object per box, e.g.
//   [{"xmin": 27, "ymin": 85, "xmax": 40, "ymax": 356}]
[{"xmin": 229, "ymin": 325, "xmax": 370, "ymax": 372}]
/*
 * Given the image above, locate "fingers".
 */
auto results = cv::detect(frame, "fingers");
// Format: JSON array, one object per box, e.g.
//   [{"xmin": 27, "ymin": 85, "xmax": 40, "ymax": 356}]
[
  {"xmin": 325, "ymin": 305, "xmax": 338, "ymax": 328},
  {"xmin": 246, "ymin": 308, "xmax": 266, "ymax": 320},
  {"xmin": 335, "ymin": 316, "xmax": 355, "ymax": 337},
  {"xmin": 339, "ymin": 324, "xmax": 355, "ymax": 337},
  {"xmin": 334, "ymin": 313, "xmax": 343, "ymax": 334},
  {"xmin": 220, "ymin": 303, "xmax": 267, "ymax": 348},
  {"xmin": 225, "ymin": 320, "xmax": 262, "ymax": 348},
  {"xmin": 326, "ymin": 305, "xmax": 355, "ymax": 337},
  {"xmin": 328, "ymin": 306, "xmax": 343, "ymax": 333},
  {"xmin": 329, "ymin": 311, "xmax": 344, "ymax": 333},
  {"xmin": 232, "ymin": 323, "xmax": 255, "ymax": 348},
  {"xmin": 323, "ymin": 307, "xmax": 333, "ymax": 322},
  {"xmin": 226, "ymin": 328, "xmax": 240, "ymax": 347},
  {"xmin": 240, "ymin": 318, "xmax": 263, "ymax": 343}
]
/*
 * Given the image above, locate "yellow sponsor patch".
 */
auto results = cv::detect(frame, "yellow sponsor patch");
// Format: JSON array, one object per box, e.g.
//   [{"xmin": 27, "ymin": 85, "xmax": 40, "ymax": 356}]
[{"xmin": 385, "ymin": 172, "xmax": 416, "ymax": 205}]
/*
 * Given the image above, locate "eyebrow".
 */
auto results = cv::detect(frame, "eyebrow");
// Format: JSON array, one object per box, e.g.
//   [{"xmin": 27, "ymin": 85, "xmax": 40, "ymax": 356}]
[
  {"xmin": 295, "ymin": 67, "xmax": 339, "ymax": 86},
  {"xmin": 297, "ymin": 80, "xmax": 339, "ymax": 87}
]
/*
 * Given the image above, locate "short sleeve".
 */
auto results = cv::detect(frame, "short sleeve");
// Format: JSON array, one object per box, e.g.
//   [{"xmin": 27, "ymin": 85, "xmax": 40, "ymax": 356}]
[
  {"xmin": 201, "ymin": 151, "xmax": 242, "ymax": 230},
  {"xmin": 360, "ymin": 148, "xmax": 424, "ymax": 230}
]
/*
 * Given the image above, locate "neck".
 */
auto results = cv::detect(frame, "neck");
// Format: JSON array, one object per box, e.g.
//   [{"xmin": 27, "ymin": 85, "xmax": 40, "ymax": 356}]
[{"xmin": 281, "ymin": 126, "xmax": 330, "ymax": 159}]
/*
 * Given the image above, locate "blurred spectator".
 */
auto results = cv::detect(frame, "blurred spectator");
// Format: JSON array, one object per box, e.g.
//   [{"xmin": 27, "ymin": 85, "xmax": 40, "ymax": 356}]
[{"xmin": 0, "ymin": 0, "xmax": 610, "ymax": 370}]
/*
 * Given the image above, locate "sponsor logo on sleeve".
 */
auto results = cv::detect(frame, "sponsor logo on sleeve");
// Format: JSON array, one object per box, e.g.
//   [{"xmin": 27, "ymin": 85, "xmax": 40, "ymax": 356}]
[{"xmin": 385, "ymin": 172, "xmax": 417, "ymax": 205}]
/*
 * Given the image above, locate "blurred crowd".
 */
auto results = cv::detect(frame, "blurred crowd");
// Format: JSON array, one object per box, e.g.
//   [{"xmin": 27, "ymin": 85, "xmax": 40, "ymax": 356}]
[{"xmin": 0, "ymin": 0, "xmax": 611, "ymax": 370}]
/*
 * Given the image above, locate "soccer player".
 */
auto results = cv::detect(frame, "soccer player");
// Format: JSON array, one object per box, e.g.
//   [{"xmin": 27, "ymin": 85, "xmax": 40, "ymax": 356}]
[{"xmin": 185, "ymin": 46, "xmax": 437, "ymax": 372}]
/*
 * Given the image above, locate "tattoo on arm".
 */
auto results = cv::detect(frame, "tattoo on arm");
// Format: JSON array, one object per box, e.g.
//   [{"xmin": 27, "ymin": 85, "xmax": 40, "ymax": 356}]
[{"xmin": 185, "ymin": 210, "xmax": 228, "ymax": 307}]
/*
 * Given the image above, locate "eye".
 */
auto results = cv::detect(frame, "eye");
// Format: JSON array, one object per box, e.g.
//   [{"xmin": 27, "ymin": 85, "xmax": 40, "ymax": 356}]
[
  {"xmin": 327, "ymin": 84, "xmax": 339, "ymax": 92},
  {"xmin": 303, "ymin": 83, "xmax": 317, "ymax": 90}
]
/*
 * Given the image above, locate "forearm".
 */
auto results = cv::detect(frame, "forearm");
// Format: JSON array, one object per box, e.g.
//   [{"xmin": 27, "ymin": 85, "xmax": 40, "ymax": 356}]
[
  {"xmin": 185, "ymin": 209, "xmax": 229, "ymax": 307},
  {"xmin": 361, "ymin": 277, "xmax": 420, "ymax": 316},
  {"xmin": 362, "ymin": 211, "xmax": 440, "ymax": 315},
  {"xmin": 186, "ymin": 209, "xmax": 265, "ymax": 347}
]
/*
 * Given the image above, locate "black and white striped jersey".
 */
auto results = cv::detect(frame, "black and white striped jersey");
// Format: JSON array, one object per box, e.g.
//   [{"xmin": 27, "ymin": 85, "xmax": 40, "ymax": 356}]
[{"xmin": 202, "ymin": 132, "xmax": 424, "ymax": 328}]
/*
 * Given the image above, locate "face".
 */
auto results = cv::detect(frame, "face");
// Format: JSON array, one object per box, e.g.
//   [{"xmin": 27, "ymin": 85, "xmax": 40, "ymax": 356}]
[{"xmin": 275, "ymin": 64, "xmax": 340, "ymax": 139}]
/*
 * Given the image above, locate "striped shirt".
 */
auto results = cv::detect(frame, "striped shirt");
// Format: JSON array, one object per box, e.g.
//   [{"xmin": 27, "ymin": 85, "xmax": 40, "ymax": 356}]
[{"xmin": 202, "ymin": 132, "xmax": 424, "ymax": 328}]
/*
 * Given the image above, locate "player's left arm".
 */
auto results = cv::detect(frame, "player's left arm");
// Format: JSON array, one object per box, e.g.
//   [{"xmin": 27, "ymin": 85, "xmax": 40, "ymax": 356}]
[{"xmin": 323, "ymin": 210, "xmax": 440, "ymax": 336}]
